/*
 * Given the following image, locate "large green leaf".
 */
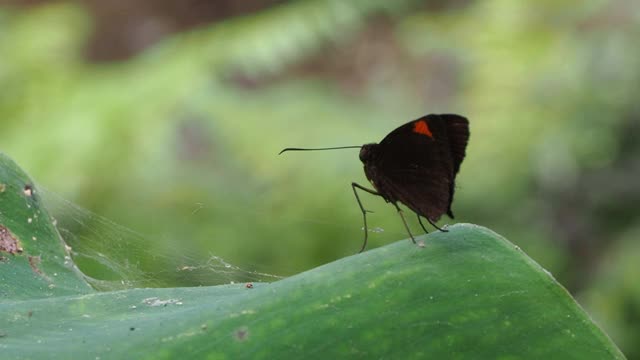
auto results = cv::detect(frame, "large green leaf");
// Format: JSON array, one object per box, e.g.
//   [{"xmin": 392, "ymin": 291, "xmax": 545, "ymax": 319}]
[{"xmin": 0, "ymin": 153, "xmax": 625, "ymax": 359}]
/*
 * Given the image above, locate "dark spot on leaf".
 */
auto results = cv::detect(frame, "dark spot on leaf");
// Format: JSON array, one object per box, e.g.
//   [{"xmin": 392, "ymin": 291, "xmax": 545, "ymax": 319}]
[
  {"xmin": 234, "ymin": 327, "xmax": 249, "ymax": 341},
  {"xmin": 28, "ymin": 255, "xmax": 50, "ymax": 282},
  {"xmin": 0, "ymin": 225, "xmax": 23, "ymax": 255},
  {"xmin": 27, "ymin": 311, "xmax": 33, "ymax": 319},
  {"xmin": 28, "ymin": 256, "xmax": 44, "ymax": 276},
  {"xmin": 130, "ymin": 327, "xmax": 136, "ymax": 331}
]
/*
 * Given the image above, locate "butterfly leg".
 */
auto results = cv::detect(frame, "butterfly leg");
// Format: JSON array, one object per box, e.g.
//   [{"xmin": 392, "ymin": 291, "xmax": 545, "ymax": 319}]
[
  {"xmin": 417, "ymin": 213, "xmax": 449, "ymax": 233},
  {"xmin": 426, "ymin": 217, "xmax": 449, "ymax": 232},
  {"xmin": 393, "ymin": 203, "xmax": 416, "ymax": 244},
  {"xmin": 352, "ymin": 182, "xmax": 382, "ymax": 253},
  {"xmin": 416, "ymin": 214, "xmax": 429, "ymax": 234}
]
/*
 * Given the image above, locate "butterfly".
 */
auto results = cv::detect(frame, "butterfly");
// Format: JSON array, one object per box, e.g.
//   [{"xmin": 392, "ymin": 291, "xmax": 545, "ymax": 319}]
[{"xmin": 280, "ymin": 114, "xmax": 470, "ymax": 252}]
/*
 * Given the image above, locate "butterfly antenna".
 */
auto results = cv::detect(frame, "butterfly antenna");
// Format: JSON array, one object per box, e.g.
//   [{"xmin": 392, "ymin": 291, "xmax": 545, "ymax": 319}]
[{"xmin": 279, "ymin": 146, "xmax": 361, "ymax": 155}]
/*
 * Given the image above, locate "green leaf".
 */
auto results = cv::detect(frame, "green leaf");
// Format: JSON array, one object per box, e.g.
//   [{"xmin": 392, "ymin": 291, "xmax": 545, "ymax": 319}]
[
  {"xmin": 0, "ymin": 153, "xmax": 93, "ymax": 300},
  {"xmin": 0, "ymin": 153, "xmax": 625, "ymax": 359}
]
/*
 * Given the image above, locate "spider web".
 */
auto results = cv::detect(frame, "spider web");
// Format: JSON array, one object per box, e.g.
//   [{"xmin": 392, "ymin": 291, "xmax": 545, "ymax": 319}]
[{"xmin": 39, "ymin": 187, "xmax": 284, "ymax": 290}]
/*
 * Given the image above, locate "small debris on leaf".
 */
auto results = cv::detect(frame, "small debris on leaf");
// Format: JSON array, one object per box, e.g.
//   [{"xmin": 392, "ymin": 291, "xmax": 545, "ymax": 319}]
[
  {"xmin": 142, "ymin": 297, "xmax": 182, "ymax": 307},
  {"xmin": 245, "ymin": 283, "xmax": 253, "ymax": 289},
  {"xmin": 23, "ymin": 184, "xmax": 34, "ymax": 197}
]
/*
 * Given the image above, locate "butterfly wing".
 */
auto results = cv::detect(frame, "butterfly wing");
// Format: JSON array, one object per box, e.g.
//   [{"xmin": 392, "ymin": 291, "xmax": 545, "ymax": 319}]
[
  {"xmin": 441, "ymin": 114, "xmax": 470, "ymax": 176},
  {"xmin": 370, "ymin": 114, "xmax": 469, "ymax": 221},
  {"xmin": 439, "ymin": 114, "xmax": 470, "ymax": 216}
]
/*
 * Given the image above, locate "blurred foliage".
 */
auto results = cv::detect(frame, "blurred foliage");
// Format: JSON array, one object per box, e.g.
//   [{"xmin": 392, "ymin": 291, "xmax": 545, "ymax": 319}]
[{"xmin": 0, "ymin": 0, "xmax": 639, "ymax": 357}]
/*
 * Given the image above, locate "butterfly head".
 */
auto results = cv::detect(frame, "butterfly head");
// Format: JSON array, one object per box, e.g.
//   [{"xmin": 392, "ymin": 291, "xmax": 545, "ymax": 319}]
[{"xmin": 359, "ymin": 143, "xmax": 379, "ymax": 164}]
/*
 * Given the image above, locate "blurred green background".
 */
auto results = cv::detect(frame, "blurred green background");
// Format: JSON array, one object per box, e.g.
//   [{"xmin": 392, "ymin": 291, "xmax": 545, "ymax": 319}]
[{"xmin": 1, "ymin": 0, "xmax": 638, "ymax": 357}]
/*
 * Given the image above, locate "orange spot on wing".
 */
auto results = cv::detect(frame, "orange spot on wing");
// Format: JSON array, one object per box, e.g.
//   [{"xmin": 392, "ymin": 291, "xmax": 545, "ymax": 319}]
[{"xmin": 413, "ymin": 120, "xmax": 433, "ymax": 138}]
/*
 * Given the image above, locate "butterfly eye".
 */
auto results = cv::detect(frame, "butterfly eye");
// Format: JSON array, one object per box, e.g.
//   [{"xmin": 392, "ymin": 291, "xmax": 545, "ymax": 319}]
[
  {"xmin": 359, "ymin": 144, "xmax": 376, "ymax": 163},
  {"xmin": 359, "ymin": 148, "xmax": 368, "ymax": 162}
]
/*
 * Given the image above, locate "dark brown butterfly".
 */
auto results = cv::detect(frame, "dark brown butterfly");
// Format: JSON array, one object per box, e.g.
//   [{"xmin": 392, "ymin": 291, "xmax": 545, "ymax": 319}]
[{"xmin": 280, "ymin": 114, "xmax": 470, "ymax": 252}]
